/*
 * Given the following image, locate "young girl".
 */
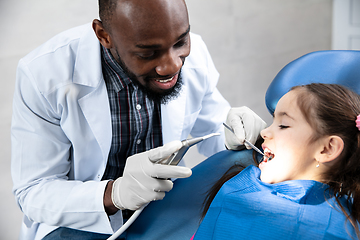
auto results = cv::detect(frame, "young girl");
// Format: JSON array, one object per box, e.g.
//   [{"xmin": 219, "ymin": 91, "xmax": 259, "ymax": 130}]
[{"xmin": 193, "ymin": 83, "xmax": 360, "ymax": 240}]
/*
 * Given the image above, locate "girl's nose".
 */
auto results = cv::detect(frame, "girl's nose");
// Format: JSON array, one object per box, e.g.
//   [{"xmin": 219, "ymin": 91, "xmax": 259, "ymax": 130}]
[{"xmin": 260, "ymin": 126, "xmax": 271, "ymax": 139}]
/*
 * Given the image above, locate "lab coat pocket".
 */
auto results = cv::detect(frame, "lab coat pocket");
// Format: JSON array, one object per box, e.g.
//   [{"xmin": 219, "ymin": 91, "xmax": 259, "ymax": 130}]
[{"xmin": 182, "ymin": 108, "xmax": 201, "ymax": 137}]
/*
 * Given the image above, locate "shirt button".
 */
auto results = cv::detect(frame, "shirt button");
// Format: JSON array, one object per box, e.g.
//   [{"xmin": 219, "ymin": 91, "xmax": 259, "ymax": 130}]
[
  {"xmin": 136, "ymin": 104, "xmax": 142, "ymax": 110},
  {"xmin": 136, "ymin": 139, "xmax": 141, "ymax": 144}
]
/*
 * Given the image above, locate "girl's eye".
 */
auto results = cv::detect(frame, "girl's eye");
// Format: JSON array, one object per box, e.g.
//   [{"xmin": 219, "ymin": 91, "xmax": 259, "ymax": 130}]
[{"xmin": 279, "ymin": 125, "xmax": 289, "ymax": 129}]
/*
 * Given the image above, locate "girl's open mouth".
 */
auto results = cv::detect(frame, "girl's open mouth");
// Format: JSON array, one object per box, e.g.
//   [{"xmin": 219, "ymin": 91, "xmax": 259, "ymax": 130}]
[{"xmin": 262, "ymin": 148, "xmax": 275, "ymax": 163}]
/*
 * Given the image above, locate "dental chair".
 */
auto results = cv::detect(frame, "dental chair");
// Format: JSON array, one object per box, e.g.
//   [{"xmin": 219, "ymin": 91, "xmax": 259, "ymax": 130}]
[
  {"xmin": 265, "ymin": 50, "xmax": 360, "ymax": 114},
  {"xmin": 125, "ymin": 50, "xmax": 360, "ymax": 240}
]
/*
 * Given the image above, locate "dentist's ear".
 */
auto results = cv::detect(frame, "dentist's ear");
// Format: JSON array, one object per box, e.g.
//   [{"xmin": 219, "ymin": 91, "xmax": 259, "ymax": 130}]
[
  {"xmin": 92, "ymin": 19, "xmax": 113, "ymax": 49},
  {"xmin": 318, "ymin": 135, "xmax": 344, "ymax": 164}
]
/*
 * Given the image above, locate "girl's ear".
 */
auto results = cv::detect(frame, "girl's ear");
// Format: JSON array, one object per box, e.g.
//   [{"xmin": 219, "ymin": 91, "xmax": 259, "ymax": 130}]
[
  {"xmin": 92, "ymin": 19, "xmax": 113, "ymax": 49},
  {"xmin": 317, "ymin": 136, "xmax": 344, "ymax": 164}
]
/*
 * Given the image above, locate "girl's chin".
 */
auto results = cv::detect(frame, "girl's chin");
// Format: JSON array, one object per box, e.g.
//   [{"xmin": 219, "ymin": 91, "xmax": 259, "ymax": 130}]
[
  {"xmin": 258, "ymin": 161, "xmax": 265, "ymax": 170},
  {"xmin": 259, "ymin": 170, "xmax": 274, "ymax": 184},
  {"xmin": 258, "ymin": 160, "xmax": 270, "ymax": 171}
]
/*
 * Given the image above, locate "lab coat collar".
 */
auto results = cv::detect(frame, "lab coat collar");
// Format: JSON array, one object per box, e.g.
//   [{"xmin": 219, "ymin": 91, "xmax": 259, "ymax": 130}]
[{"xmin": 73, "ymin": 23, "xmax": 103, "ymax": 88}]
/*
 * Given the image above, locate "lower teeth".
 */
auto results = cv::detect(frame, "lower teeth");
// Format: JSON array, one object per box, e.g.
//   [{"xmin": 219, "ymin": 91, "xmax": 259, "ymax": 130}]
[{"xmin": 260, "ymin": 156, "xmax": 273, "ymax": 164}]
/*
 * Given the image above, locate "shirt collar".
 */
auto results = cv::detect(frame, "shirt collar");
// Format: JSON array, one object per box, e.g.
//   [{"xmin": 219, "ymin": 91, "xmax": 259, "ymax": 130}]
[{"xmin": 101, "ymin": 45, "xmax": 133, "ymax": 92}]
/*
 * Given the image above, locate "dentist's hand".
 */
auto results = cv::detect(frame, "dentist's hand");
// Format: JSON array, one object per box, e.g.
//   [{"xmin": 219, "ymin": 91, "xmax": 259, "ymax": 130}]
[
  {"xmin": 110, "ymin": 141, "xmax": 192, "ymax": 211},
  {"xmin": 225, "ymin": 106, "xmax": 266, "ymax": 150}
]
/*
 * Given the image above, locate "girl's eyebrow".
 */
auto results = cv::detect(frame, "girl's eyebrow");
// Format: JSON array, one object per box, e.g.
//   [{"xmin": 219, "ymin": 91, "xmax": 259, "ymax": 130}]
[{"xmin": 273, "ymin": 111, "xmax": 295, "ymax": 120}]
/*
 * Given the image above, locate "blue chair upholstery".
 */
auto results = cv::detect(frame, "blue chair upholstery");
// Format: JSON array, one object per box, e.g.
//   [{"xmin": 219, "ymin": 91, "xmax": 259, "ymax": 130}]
[
  {"xmin": 125, "ymin": 50, "xmax": 360, "ymax": 239},
  {"xmin": 126, "ymin": 150, "xmax": 256, "ymax": 240},
  {"xmin": 265, "ymin": 50, "xmax": 360, "ymax": 115}
]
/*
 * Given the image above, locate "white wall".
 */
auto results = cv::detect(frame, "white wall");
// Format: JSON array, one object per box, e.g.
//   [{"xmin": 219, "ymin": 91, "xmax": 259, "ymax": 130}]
[
  {"xmin": 187, "ymin": 0, "xmax": 332, "ymax": 124},
  {"xmin": 0, "ymin": 1, "xmax": 332, "ymax": 239},
  {"xmin": 184, "ymin": 0, "xmax": 332, "ymax": 167},
  {"xmin": 332, "ymin": 0, "xmax": 360, "ymax": 49},
  {"xmin": 0, "ymin": 1, "xmax": 98, "ymax": 239}
]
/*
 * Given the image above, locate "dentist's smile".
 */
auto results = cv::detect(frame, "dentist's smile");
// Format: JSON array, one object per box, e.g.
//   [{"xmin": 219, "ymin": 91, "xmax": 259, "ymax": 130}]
[
  {"xmin": 152, "ymin": 73, "xmax": 178, "ymax": 90},
  {"xmin": 155, "ymin": 76, "xmax": 174, "ymax": 83}
]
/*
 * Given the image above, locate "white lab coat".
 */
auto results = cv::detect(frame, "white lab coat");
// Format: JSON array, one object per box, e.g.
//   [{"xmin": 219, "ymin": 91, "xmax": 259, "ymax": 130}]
[{"xmin": 11, "ymin": 23, "xmax": 230, "ymax": 240}]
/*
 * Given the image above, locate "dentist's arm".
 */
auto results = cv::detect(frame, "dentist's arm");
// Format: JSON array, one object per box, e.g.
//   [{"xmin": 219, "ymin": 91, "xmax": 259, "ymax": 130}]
[
  {"xmin": 104, "ymin": 141, "xmax": 192, "ymax": 214},
  {"xmin": 225, "ymin": 107, "xmax": 267, "ymax": 150}
]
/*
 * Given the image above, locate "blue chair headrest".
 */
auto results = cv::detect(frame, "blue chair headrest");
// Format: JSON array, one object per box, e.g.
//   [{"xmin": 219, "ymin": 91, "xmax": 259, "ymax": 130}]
[{"xmin": 265, "ymin": 50, "xmax": 360, "ymax": 115}]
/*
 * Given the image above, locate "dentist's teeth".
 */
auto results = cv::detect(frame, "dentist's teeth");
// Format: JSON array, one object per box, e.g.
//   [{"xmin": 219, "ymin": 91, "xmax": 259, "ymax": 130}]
[{"xmin": 156, "ymin": 76, "xmax": 173, "ymax": 83}]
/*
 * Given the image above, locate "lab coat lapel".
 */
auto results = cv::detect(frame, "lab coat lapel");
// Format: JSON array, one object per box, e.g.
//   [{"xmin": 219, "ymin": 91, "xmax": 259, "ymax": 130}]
[
  {"xmin": 161, "ymin": 84, "xmax": 187, "ymax": 144},
  {"xmin": 74, "ymin": 24, "xmax": 112, "ymax": 162},
  {"xmin": 78, "ymin": 83, "xmax": 112, "ymax": 162}
]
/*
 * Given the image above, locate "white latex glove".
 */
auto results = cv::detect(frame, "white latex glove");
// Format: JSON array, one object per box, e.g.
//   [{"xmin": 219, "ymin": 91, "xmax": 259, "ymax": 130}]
[
  {"xmin": 225, "ymin": 106, "xmax": 267, "ymax": 150},
  {"xmin": 111, "ymin": 141, "xmax": 192, "ymax": 210}
]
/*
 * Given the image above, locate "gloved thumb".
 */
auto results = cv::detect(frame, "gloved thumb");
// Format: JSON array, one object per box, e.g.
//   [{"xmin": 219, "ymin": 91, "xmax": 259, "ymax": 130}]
[
  {"xmin": 148, "ymin": 140, "xmax": 182, "ymax": 162},
  {"xmin": 145, "ymin": 140, "xmax": 192, "ymax": 179}
]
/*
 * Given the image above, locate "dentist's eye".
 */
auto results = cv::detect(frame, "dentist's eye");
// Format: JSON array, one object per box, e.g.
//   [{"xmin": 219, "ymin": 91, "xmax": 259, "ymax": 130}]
[
  {"xmin": 138, "ymin": 54, "xmax": 155, "ymax": 60},
  {"xmin": 136, "ymin": 51, "xmax": 157, "ymax": 60},
  {"xmin": 174, "ymin": 35, "xmax": 189, "ymax": 48},
  {"xmin": 174, "ymin": 39, "xmax": 187, "ymax": 48},
  {"xmin": 279, "ymin": 125, "xmax": 289, "ymax": 129}
]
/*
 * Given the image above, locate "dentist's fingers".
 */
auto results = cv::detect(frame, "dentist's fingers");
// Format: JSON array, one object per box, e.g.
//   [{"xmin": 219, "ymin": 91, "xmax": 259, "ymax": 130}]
[
  {"xmin": 225, "ymin": 107, "xmax": 266, "ymax": 150},
  {"xmin": 148, "ymin": 140, "xmax": 182, "ymax": 162}
]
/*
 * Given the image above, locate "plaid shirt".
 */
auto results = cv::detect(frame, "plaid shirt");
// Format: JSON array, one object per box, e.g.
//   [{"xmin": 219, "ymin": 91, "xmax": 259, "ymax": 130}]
[{"xmin": 100, "ymin": 45, "xmax": 163, "ymax": 180}]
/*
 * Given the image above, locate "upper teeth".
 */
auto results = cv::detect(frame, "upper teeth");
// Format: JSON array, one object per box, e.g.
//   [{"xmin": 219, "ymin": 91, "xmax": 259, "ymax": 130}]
[
  {"xmin": 264, "ymin": 148, "xmax": 271, "ymax": 154},
  {"xmin": 156, "ymin": 77, "xmax": 173, "ymax": 83},
  {"xmin": 264, "ymin": 148, "xmax": 274, "ymax": 160}
]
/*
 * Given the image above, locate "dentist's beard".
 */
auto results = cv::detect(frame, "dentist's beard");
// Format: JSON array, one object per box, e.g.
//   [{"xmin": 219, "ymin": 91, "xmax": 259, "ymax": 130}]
[{"xmin": 115, "ymin": 49, "xmax": 183, "ymax": 104}]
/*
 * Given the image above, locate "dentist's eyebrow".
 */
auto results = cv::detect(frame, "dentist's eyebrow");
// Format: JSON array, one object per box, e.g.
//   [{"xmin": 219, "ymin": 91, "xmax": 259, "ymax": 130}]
[
  {"xmin": 177, "ymin": 25, "xmax": 191, "ymax": 41},
  {"xmin": 135, "ymin": 43, "xmax": 162, "ymax": 49},
  {"xmin": 135, "ymin": 25, "xmax": 191, "ymax": 49}
]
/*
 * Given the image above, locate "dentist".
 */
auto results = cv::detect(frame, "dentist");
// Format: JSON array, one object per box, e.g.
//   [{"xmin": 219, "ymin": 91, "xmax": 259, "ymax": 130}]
[{"xmin": 11, "ymin": 0, "xmax": 266, "ymax": 239}]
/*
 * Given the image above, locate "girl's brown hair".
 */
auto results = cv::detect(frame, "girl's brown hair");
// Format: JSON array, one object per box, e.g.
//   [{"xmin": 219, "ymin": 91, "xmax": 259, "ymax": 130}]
[{"xmin": 293, "ymin": 83, "xmax": 360, "ymax": 236}]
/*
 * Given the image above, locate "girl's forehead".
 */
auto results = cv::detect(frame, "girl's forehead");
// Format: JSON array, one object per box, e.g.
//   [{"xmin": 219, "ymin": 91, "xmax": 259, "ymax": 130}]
[
  {"xmin": 275, "ymin": 91, "xmax": 299, "ymax": 113},
  {"xmin": 275, "ymin": 90, "xmax": 313, "ymax": 124}
]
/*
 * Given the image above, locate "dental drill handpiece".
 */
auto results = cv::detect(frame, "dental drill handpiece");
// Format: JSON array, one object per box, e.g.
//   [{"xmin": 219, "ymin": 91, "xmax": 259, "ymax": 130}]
[{"xmin": 160, "ymin": 133, "xmax": 221, "ymax": 166}]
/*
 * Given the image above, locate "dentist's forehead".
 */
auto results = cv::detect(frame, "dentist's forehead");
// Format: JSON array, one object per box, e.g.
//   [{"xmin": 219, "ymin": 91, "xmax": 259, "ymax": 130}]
[
  {"xmin": 114, "ymin": 0, "xmax": 188, "ymax": 25},
  {"xmin": 111, "ymin": 0, "xmax": 189, "ymax": 41}
]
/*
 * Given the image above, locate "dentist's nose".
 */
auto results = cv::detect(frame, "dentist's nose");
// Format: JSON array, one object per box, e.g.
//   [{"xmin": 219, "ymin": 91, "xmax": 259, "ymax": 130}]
[{"xmin": 155, "ymin": 50, "xmax": 183, "ymax": 76}]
